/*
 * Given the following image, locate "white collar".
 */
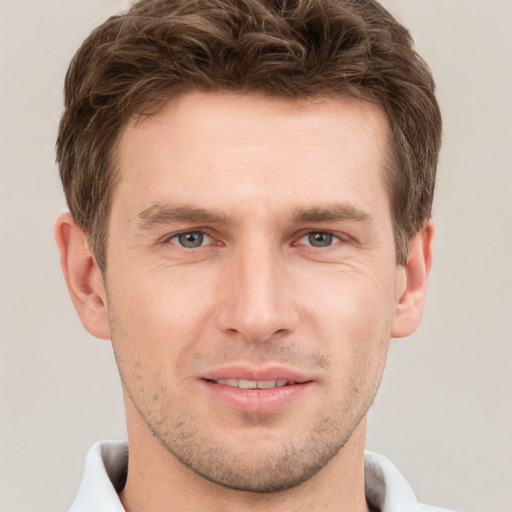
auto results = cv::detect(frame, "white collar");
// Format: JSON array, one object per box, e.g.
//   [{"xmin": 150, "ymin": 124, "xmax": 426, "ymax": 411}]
[{"xmin": 69, "ymin": 440, "xmax": 452, "ymax": 511}]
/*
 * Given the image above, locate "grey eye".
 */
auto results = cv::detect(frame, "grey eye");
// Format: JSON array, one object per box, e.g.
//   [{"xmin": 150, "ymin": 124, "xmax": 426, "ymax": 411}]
[
  {"xmin": 174, "ymin": 232, "xmax": 206, "ymax": 248},
  {"xmin": 307, "ymin": 232, "xmax": 334, "ymax": 247}
]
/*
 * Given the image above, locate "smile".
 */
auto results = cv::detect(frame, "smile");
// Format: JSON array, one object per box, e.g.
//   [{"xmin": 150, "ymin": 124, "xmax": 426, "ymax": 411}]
[
  {"xmin": 212, "ymin": 378, "xmax": 294, "ymax": 389},
  {"xmin": 202, "ymin": 374, "xmax": 314, "ymax": 414}
]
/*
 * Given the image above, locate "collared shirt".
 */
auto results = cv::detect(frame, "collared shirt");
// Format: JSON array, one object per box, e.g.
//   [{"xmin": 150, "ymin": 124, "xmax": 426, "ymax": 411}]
[{"xmin": 69, "ymin": 440, "xmax": 455, "ymax": 511}]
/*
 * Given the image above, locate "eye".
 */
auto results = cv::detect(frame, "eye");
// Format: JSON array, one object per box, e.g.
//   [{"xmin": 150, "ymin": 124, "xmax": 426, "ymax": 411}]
[
  {"xmin": 298, "ymin": 232, "xmax": 340, "ymax": 248},
  {"xmin": 168, "ymin": 231, "xmax": 212, "ymax": 248}
]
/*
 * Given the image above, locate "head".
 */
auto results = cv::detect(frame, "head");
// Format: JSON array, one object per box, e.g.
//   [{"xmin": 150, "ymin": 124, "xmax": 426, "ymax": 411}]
[
  {"xmin": 57, "ymin": 0, "xmax": 441, "ymax": 272},
  {"xmin": 55, "ymin": 0, "xmax": 441, "ymax": 498}
]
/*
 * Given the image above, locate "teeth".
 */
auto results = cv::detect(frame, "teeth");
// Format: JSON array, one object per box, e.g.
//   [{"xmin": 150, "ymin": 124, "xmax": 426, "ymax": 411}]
[
  {"xmin": 215, "ymin": 379, "xmax": 292, "ymax": 389},
  {"xmin": 256, "ymin": 380, "xmax": 276, "ymax": 390},
  {"xmin": 238, "ymin": 379, "xmax": 258, "ymax": 389}
]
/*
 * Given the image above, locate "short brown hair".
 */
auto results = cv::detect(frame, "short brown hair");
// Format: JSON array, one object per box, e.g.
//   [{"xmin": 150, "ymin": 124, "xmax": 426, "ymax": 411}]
[{"xmin": 57, "ymin": 0, "xmax": 442, "ymax": 270}]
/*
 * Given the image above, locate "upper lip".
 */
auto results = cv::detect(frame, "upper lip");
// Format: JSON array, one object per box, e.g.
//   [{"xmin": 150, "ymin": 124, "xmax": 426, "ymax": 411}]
[{"xmin": 200, "ymin": 365, "xmax": 315, "ymax": 384}]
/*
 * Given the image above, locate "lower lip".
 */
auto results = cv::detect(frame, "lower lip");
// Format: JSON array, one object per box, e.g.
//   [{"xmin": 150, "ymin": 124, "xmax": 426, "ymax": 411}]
[{"xmin": 201, "ymin": 380, "xmax": 314, "ymax": 414}]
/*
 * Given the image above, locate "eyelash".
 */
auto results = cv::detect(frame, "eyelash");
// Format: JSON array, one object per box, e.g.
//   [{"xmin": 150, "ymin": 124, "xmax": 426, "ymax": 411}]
[
  {"xmin": 164, "ymin": 230, "xmax": 346, "ymax": 249},
  {"xmin": 296, "ymin": 231, "xmax": 344, "ymax": 248},
  {"xmin": 165, "ymin": 231, "xmax": 214, "ymax": 249}
]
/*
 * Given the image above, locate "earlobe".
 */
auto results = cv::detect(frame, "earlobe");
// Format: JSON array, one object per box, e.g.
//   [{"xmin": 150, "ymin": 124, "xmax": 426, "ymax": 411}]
[
  {"xmin": 55, "ymin": 212, "xmax": 111, "ymax": 340},
  {"xmin": 391, "ymin": 219, "xmax": 434, "ymax": 338}
]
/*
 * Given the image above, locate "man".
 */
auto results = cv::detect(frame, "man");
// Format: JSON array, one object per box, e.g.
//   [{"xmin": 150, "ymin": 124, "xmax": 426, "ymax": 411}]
[{"xmin": 55, "ymin": 0, "xmax": 448, "ymax": 510}]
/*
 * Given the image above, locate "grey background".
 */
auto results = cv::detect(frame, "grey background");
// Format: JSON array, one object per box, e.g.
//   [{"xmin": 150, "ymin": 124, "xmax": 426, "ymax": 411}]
[{"xmin": 0, "ymin": 1, "xmax": 511, "ymax": 511}]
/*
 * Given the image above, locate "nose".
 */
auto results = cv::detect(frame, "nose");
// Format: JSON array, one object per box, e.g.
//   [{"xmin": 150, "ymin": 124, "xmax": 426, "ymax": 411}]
[{"xmin": 215, "ymin": 244, "xmax": 299, "ymax": 343}]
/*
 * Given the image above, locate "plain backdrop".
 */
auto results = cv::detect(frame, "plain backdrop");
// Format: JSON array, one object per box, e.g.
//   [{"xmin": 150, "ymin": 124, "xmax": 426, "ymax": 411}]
[{"xmin": 1, "ymin": 1, "xmax": 511, "ymax": 511}]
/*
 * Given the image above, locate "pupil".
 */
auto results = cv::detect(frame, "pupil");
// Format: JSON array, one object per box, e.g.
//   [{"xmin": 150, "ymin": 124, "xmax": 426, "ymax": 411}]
[
  {"xmin": 179, "ymin": 232, "xmax": 203, "ymax": 248},
  {"xmin": 309, "ymin": 232, "xmax": 333, "ymax": 247}
]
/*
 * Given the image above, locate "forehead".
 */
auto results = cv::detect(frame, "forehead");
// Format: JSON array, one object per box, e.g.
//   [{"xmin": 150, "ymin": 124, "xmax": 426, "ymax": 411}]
[{"xmin": 114, "ymin": 91, "xmax": 391, "ymax": 219}]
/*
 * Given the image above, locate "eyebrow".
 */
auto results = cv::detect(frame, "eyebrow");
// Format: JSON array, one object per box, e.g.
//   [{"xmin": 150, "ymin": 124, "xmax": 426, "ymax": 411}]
[
  {"xmin": 135, "ymin": 203, "xmax": 229, "ymax": 230},
  {"xmin": 135, "ymin": 202, "xmax": 371, "ymax": 231},
  {"xmin": 291, "ymin": 204, "xmax": 371, "ymax": 224}
]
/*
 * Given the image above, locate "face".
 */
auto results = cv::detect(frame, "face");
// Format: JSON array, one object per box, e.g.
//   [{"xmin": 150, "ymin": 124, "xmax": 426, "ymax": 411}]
[{"xmin": 104, "ymin": 92, "xmax": 403, "ymax": 491}]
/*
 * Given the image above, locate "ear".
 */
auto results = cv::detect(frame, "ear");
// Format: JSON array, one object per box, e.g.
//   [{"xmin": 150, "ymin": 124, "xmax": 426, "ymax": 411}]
[
  {"xmin": 391, "ymin": 218, "xmax": 434, "ymax": 338},
  {"xmin": 55, "ymin": 212, "xmax": 111, "ymax": 340}
]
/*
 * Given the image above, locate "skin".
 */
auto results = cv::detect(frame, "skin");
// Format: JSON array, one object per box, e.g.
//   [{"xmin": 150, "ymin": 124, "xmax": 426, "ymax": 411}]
[{"xmin": 56, "ymin": 91, "xmax": 433, "ymax": 512}]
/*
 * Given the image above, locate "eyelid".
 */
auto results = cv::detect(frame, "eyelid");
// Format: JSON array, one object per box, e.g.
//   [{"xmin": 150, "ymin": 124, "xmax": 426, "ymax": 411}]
[
  {"xmin": 159, "ymin": 228, "xmax": 350, "ymax": 247},
  {"xmin": 162, "ymin": 229, "xmax": 213, "ymax": 246},
  {"xmin": 294, "ymin": 230, "xmax": 348, "ymax": 246}
]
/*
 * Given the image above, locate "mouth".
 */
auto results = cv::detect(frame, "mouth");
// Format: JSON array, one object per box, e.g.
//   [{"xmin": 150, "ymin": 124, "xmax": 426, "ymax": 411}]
[
  {"xmin": 208, "ymin": 378, "xmax": 301, "ymax": 390},
  {"xmin": 200, "ymin": 370, "xmax": 315, "ymax": 414}
]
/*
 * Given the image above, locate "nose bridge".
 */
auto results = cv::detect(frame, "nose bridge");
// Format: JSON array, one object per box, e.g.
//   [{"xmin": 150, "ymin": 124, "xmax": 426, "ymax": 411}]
[{"xmin": 217, "ymin": 239, "xmax": 297, "ymax": 342}]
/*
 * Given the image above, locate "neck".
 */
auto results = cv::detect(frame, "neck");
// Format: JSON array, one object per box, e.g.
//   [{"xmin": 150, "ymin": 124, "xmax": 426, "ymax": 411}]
[{"xmin": 120, "ymin": 403, "xmax": 370, "ymax": 512}]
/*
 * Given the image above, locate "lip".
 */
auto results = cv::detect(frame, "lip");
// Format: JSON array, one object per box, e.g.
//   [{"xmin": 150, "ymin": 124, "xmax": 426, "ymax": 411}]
[
  {"xmin": 201, "ymin": 365, "xmax": 314, "ymax": 383},
  {"xmin": 199, "ymin": 365, "xmax": 315, "ymax": 414}
]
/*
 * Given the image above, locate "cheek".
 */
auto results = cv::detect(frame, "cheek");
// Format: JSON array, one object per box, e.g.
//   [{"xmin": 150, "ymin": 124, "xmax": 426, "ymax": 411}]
[
  {"xmin": 301, "ymin": 264, "xmax": 397, "ymax": 337},
  {"xmin": 297, "ymin": 264, "xmax": 395, "ymax": 387},
  {"xmin": 106, "ymin": 265, "xmax": 218, "ymax": 362}
]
